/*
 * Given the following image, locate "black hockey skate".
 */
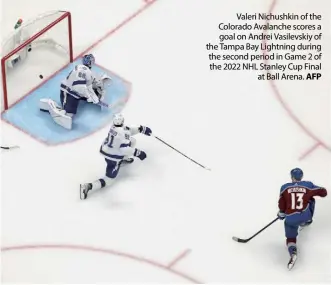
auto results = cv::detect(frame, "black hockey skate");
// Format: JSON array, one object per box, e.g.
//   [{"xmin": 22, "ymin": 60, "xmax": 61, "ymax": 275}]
[
  {"xmin": 80, "ymin": 183, "xmax": 92, "ymax": 200},
  {"xmin": 287, "ymin": 248, "xmax": 297, "ymax": 270}
]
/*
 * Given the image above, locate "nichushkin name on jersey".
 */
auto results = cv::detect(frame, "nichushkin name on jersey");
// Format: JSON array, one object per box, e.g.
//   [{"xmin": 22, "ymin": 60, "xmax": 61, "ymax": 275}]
[
  {"xmin": 266, "ymin": 72, "xmax": 304, "ymax": 80},
  {"xmin": 237, "ymin": 13, "xmax": 299, "ymax": 21}
]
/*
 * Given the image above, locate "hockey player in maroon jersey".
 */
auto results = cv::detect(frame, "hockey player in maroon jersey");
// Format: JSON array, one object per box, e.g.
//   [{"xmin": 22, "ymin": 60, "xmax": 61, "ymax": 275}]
[{"xmin": 277, "ymin": 168, "xmax": 327, "ymax": 270}]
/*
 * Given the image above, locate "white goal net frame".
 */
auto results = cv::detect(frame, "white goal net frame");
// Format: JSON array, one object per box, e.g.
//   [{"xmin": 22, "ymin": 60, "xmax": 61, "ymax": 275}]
[{"xmin": 1, "ymin": 10, "xmax": 73, "ymax": 110}]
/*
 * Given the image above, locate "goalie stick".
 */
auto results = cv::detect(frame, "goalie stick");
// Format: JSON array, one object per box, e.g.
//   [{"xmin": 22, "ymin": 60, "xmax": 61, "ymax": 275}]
[
  {"xmin": 80, "ymin": 97, "xmax": 110, "ymax": 108},
  {"xmin": 1, "ymin": 145, "xmax": 20, "ymax": 150},
  {"xmin": 232, "ymin": 217, "xmax": 279, "ymax": 243},
  {"xmin": 98, "ymin": 100, "xmax": 111, "ymax": 108}
]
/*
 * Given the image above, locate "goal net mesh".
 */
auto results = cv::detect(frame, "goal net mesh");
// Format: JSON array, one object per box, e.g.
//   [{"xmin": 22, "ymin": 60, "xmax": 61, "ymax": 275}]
[{"xmin": 1, "ymin": 10, "xmax": 73, "ymax": 111}]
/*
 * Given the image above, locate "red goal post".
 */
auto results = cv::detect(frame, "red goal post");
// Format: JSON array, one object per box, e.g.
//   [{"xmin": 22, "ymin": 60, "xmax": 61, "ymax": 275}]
[{"xmin": 1, "ymin": 11, "xmax": 73, "ymax": 111}]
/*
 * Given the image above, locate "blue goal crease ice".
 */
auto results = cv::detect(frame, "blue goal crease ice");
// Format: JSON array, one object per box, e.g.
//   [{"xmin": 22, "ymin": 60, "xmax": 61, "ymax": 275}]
[{"xmin": 2, "ymin": 61, "xmax": 131, "ymax": 145}]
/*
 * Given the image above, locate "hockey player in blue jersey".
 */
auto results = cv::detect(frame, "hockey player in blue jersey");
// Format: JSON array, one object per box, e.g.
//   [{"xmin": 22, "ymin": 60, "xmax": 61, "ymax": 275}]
[{"xmin": 277, "ymin": 168, "xmax": 327, "ymax": 270}]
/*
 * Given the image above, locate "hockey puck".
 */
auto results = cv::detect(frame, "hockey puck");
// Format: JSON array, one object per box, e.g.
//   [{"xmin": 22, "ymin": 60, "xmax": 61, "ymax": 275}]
[{"xmin": 39, "ymin": 75, "xmax": 43, "ymax": 79}]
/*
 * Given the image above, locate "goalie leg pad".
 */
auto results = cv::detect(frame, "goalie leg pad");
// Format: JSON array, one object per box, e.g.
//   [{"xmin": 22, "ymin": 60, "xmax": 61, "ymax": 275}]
[
  {"xmin": 47, "ymin": 100, "xmax": 72, "ymax": 130},
  {"xmin": 49, "ymin": 108, "xmax": 72, "ymax": 130},
  {"xmin": 39, "ymin": 98, "xmax": 61, "ymax": 111}
]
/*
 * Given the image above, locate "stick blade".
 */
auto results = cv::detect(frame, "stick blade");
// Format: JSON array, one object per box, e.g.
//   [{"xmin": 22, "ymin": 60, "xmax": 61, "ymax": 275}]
[
  {"xmin": 1, "ymin": 145, "xmax": 19, "ymax": 150},
  {"xmin": 232, "ymin": 236, "xmax": 248, "ymax": 243},
  {"xmin": 10, "ymin": 145, "xmax": 20, "ymax": 149}
]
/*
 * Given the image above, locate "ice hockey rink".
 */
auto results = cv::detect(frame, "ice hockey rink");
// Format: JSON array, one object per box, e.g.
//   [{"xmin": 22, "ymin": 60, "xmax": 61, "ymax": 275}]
[{"xmin": 1, "ymin": 0, "xmax": 330, "ymax": 283}]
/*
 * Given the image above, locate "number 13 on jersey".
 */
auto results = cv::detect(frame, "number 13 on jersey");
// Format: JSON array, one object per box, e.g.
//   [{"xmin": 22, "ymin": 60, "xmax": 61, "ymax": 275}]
[{"xmin": 291, "ymin": 193, "xmax": 304, "ymax": 210}]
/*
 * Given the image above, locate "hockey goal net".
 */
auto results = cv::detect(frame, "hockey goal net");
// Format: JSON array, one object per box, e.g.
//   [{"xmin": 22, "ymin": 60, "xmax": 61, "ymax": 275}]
[{"xmin": 1, "ymin": 10, "xmax": 73, "ymax": 111}]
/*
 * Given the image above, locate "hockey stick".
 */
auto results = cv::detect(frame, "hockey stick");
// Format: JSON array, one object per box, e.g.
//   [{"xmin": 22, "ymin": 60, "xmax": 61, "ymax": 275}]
[
  {"xmin": 154, "ymin": 136, "xmax": 211, "ymax": 171},
  {"xmin": 232, "ymin": 217, "xmax": 279, "ymax": 243},
  {"xmin": 1, "ymin": 145, "xmax": 20, "ymax": 150},
  {"xmin": 98, "ymin": 100, "xmax": 111, "ymax": 108},
  {"xmin": 80, "ymin": 97, "xmax": 110, "ymax": 109}
]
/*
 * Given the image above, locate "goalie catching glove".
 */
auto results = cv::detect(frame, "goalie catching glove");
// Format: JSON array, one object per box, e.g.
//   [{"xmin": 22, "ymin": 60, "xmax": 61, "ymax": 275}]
[{"xmin": 92, "ymin": 74, "xmax": 112, "ymax": 102}]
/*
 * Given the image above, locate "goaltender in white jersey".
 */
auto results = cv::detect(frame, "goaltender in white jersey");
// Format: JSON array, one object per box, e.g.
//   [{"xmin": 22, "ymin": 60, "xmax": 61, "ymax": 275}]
[
  {"xmin": 80, "ymin": 113, "xmax": 153, "ymax": 199},
  {"xmin": 39, "ymin": 54, "xmax": 111, "ymax": 129}
]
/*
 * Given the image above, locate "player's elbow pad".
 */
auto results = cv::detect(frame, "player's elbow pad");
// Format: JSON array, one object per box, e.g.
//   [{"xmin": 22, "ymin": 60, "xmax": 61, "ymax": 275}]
[
  {"xmin": 320, "ymin": 188, "xmax": 327, "ymax": 197},
  {"xmin": 278, "ymin": 198, "xmax": 285, "ymax": 212}
]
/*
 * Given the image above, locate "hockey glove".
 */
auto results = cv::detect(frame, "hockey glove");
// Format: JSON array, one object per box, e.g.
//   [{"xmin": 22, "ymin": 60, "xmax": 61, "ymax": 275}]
[
  {"xmin": 277, "ymin": 211, "xmax": 286, "ymax": 220},
  {"xmin": 94, "ymin": 87, "xmax": 105, "ymax": 100},
  {"xmin": 134, "ymin": 149, "xmax": 147, "ymax": 160},
  {"xmin": 139, "ymin": 125, "xmax": 152, "ymax": 136}
]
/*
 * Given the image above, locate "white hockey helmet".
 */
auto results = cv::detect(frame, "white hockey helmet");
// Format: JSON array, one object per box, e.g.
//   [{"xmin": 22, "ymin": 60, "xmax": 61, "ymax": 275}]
[{"xmin": 113, "ymin": 113, "xmax": 124, "ymax": 127}]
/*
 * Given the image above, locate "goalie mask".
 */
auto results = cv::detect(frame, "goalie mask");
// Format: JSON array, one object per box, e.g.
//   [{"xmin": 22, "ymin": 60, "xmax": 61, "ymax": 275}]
[{"xmin": 82, "ymin": 54, "xmax": 95, "ymax": 69}]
